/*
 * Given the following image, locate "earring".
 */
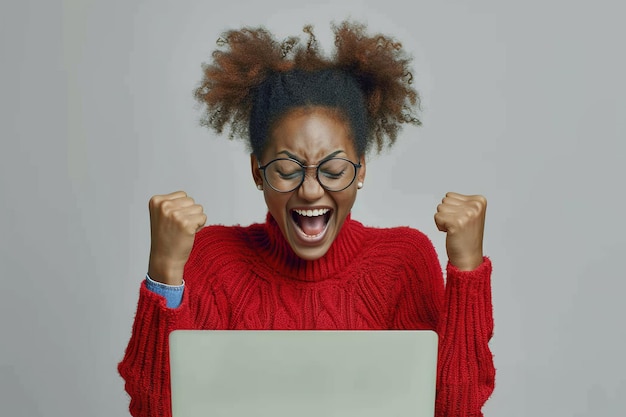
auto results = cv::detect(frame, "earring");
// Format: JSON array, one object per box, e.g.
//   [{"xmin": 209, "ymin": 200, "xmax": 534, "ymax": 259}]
[
  {"xmin": 257, "ymin": 184, "xmax": 263, "ymax": 191},
  {"xmin": 357, "ymin": 181, "xmax": 363, "ymax": 189}
]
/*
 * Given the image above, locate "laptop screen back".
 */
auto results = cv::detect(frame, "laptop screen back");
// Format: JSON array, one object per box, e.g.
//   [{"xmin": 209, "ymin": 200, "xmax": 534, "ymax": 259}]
[{"xmin": 169, "ymin": 330, "xmax": 438, "ymax": 417}]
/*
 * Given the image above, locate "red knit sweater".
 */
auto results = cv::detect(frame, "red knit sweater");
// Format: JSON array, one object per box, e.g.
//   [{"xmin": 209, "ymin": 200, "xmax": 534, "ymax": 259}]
[{"xmin": 118, "ymin": 214, "xmax": 494, "ymax": 417}]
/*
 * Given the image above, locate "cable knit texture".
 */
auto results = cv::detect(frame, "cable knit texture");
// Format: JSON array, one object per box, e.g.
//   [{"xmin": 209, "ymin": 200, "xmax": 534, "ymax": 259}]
[{"xmin": 118, "ymin": 214, "xmax": 494, "ymax": 417}]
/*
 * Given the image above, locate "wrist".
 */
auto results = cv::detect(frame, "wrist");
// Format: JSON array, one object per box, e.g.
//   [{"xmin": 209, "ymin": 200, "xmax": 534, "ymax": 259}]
[
  {"xmin": 448, "ymin": 253, "xmax": 483, "ymax": 271},
  {"xmin": 148, "ymin": 255, "xmax": 185, "ymax": 285}
]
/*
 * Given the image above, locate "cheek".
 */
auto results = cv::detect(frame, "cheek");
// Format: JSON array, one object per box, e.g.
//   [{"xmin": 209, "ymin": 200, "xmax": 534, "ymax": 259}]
[
  {"xmin": 334, "ymin": 188, "xmax": 358, "ymax": 213},
  {"xmin": 263, "ymin": 191, "xmax": 290, "ymax": 215}
]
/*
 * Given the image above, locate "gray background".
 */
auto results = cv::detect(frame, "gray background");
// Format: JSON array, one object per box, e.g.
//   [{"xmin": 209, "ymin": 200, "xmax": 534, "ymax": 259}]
[{"xmin": 1, "ymin": 0, "xmax": 624, "ymax": 416}]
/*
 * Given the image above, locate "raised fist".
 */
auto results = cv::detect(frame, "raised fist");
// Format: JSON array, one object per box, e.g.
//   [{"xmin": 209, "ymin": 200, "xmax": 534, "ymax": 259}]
[
  {"xmin": 147, "ymin": 191, "xmax": 207, "ymax": 285},
  {"xmin": 434, "ymin": 192, "xmax": 487, "ymax": 271}
]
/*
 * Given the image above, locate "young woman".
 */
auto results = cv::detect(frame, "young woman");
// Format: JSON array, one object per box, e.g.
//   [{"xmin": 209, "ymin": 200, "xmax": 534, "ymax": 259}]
[{"xmin": 119, "ymin": 21, "xmax": 495, "ymax": 417}]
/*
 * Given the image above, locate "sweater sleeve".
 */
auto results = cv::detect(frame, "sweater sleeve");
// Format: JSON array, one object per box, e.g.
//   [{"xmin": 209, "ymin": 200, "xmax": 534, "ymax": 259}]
[
  {"xmin": 391, "ymin": 230, "xmax": 495, "ymax": 417},
  {"xmin": 436, "ymin": 258, "xmax": 494, "ymax": 417},
  {"xmin": 117, "ymin": 281, "xmax": 197, "ymax": 417}
]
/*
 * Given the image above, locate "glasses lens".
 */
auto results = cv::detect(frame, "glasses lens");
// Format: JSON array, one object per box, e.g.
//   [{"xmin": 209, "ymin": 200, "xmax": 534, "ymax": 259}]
[
  {"xmin": 264, "ymin": 159, "xmax": 303, "ymax": 192},
  {"xmin": 318, "ymin": 158, "xmax": 356, "ymax": 191}
]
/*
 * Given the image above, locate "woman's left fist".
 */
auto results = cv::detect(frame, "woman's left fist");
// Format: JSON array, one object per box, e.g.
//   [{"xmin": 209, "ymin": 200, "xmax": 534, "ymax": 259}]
[{"xmin": 434, "ymin": 192, "xmax": 487, "ymax": 271}]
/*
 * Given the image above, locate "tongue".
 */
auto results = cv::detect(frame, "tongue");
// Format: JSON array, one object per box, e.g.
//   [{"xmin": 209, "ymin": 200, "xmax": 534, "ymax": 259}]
[{"xmin": 299, "ymin": 215, "xmax": 326, "ymax": 236}]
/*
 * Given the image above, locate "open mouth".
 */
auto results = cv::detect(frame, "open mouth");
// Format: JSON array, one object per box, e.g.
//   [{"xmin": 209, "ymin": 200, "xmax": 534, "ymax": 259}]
[{"xmin": 291, "ymin": 208, "xmax": 332, "ymax": 239}]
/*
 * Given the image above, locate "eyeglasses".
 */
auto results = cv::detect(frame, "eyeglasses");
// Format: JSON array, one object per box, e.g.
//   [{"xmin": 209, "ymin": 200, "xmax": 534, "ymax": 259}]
[{"xmin": 258, "ymin": 157, "xmax": 362, "ymax": 193}]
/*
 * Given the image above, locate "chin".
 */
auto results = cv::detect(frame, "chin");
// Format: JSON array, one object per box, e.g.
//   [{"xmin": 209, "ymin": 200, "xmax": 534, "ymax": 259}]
[
  {"xmin": 289, "ymin": 242, "xmax": 333, "ymax": 261},
  {"xmin": 286, "ymin": 225, "xmax": 336, "ymax": 261}
]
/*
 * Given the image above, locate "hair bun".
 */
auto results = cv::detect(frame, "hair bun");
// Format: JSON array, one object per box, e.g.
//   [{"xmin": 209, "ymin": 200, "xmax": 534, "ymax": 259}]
[{"xmin": 195, "ymin": 20, "xmax": 420, "ymax": 154}]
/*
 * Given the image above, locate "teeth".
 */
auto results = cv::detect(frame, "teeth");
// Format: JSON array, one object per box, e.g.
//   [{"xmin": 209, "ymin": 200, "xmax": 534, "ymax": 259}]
[{"xmin": 294, "ymin": 208, "xmax": 330, "ymax": 217}]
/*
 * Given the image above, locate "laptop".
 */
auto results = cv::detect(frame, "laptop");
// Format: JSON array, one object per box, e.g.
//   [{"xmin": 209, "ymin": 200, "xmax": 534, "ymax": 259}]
[{"xmin": 169, "ymin": 330, "xmax": 438, "ymax": 417}]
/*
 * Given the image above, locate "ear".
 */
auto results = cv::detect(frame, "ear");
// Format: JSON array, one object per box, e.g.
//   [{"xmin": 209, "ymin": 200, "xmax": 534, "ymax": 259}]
[
  {"xmin": 357, "ymin": 155, "xmax": 367, "ymax": 184},
  {"xmin": 250, "ymin": 153, "xmax": 263, "ymax": 188}
]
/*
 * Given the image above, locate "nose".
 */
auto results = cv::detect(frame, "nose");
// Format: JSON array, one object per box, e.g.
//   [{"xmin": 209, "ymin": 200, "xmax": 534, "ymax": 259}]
[{"xmin": 298, "ymin": 170, "xmax": 325, "ymax": 201}]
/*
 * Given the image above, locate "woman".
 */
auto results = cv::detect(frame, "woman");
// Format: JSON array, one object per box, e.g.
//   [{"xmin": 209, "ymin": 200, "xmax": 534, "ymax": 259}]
[{"xmin": 119, "ymin": 21, "xmax": 494, "ymax": 417}]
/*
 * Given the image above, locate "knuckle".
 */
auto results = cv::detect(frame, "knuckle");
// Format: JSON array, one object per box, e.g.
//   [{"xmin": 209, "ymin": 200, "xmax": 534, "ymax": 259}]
[
  {"xmin": 149, "ymin": 195, "xmax": 162, "ymax": 208},
  {"xmin": 471, "ymin": 200, "xmax": 485, "ymax": 214},
  {"xmin": 473, "ymin": 195, "xmax": 487, "ymax": 206},
  {"xmin": 161, "ymin": 200, "xmax": 174, "ymax": 213},
  {"xmin": 170, "ymin": 208, "xmax": 183, "ymax": 221}
]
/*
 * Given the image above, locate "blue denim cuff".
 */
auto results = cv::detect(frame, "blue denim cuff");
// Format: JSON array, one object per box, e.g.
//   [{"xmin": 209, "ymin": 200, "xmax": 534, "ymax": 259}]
[{"xmin": 145, "ymin": 274, "xmax": 184, "ymax": 309}]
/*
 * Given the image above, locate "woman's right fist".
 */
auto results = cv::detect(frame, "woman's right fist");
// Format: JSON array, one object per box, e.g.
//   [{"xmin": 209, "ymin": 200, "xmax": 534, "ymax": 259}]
[{"xmin": 147, "ymin": 191, "xmax": 207, "ymax": 285}]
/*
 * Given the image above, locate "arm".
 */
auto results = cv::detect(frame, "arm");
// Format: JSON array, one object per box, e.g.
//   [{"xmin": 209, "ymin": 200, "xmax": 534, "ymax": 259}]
[
  {"xmin": 435, "ymin": 192, "xmax": 494, "ymax": 416},
  {"xmin": 119, "ymin": 191, "xmax": 208, "ymax": 417}
]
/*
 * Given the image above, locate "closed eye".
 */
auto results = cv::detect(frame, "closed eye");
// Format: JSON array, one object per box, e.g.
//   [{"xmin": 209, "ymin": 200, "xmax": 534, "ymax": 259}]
[
  {"xmin": 277, "ymin": 169, "xmax": 302, "ymax": 180},
  {"xmin": 320, "ymin": 169, "xmax": 346, "ymax": 180}
]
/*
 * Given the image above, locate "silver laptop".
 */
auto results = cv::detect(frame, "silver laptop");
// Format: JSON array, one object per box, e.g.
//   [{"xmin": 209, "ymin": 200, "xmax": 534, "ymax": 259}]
[{"xmin": 169, "ymin": 330, "xmax": 438, "ymax": 417}]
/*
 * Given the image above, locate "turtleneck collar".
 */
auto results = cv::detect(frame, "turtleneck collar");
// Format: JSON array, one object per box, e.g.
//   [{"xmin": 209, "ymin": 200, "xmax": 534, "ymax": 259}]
[{"xmin": 252, "ymin": 212, "xmax": 366, "ymax": 282}]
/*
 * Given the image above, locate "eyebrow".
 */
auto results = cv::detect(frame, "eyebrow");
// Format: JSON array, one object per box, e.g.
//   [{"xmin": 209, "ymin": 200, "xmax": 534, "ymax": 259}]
[{"xmin": 277, "ymin": 150, "xmax": 346, "ymax": 164}]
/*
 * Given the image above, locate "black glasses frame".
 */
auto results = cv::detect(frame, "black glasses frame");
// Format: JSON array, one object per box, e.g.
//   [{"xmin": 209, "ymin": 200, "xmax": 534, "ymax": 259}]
[{"xmin": 258, "ymin": 157, "xmax": 362, "ymax": 193}]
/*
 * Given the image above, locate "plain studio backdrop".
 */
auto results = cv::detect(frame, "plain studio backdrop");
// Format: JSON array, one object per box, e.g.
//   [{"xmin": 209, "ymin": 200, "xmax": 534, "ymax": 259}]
[{"xmin": 1, "ymin": 0, "xmax": 624, "ymax": 416}]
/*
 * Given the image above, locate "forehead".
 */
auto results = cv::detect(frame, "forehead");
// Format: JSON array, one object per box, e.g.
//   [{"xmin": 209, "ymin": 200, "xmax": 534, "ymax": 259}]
[{"xmin": 266, "ymin": 107, "xmax": 356, "ymax": 162}]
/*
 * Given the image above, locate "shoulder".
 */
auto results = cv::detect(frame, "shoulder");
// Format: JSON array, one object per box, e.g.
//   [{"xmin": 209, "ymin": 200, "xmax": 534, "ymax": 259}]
[
  {"xmin": 349, "ymin": 219, "xmax": 441, "ymax": 274},
  {"xmin": 189, "ymin": 222, "xmax": 265, "ymax": 264},
  {"xmin": 349, "ymin": 220, "xmax": 444, "ymax": 299},
  {"xmin": 195, "ymin": 221, "xmax": 263, "ymax": 247},
  {"xmin": 183, "ymin": 222, "xmax": 266, "ymax": 287},
  {"xmin": 355, "ymin": 220, "xmax": 436, "ymax": 255}
]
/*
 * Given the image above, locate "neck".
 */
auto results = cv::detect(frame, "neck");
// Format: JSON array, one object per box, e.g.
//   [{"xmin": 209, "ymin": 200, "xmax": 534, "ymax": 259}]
[{"xmin": 254, "ymin": 212, "xmax": 365, "ymax": 282}]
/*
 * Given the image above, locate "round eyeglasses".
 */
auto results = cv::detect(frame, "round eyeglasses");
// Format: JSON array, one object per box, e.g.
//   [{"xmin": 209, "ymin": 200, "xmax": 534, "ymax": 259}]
[{"xmin": 258, "ymin": 157, "xmax": 362, "ymax": 193}]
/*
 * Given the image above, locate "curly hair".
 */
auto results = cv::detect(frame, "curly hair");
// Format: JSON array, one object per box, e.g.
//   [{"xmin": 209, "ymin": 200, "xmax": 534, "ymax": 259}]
[{"xmin": 194, "ymin": 21, "xmax": 420, "ymax": 157}]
